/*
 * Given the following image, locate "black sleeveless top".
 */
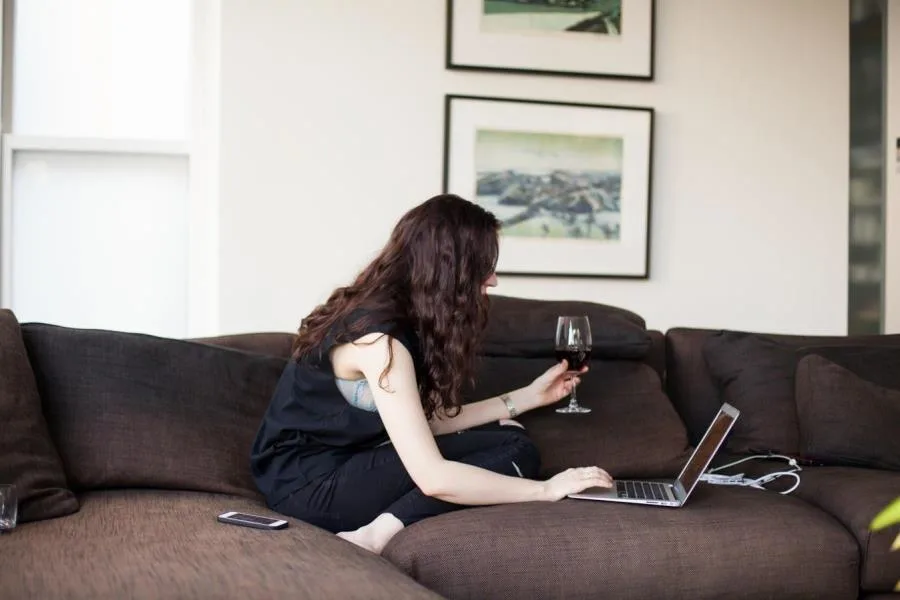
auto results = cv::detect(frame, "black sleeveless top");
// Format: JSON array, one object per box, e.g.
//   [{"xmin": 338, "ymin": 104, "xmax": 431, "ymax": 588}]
[{"xmin": 250, "ymin": 310, "xmax": 423, "ymax": 505}]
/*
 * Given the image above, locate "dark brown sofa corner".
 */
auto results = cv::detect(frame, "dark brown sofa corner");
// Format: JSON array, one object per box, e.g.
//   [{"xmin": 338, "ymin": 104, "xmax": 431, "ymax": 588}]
[
  {"xmin": 666, "ymin": 326, "xmax": 900, "ymax": 598},
  {"xmin": 2, "ymin": 298, "xmax": 898, "ymax": 599},
  {"xmin": 1, "ymin": 320, "xmax": 440, "ymax": 600}
]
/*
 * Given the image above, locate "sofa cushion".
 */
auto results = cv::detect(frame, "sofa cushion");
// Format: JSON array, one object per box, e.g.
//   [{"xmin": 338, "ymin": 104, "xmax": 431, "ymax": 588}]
[
  {"xmin": 795, "ymin": 354, "xmax": 900, "ymax": 470},
  {"xmin": 0, "ymin": 310, "xmax": 78, "ymax": 523},
  {"xmin": 21, "ymin": 323, "xmax": 287, "ymax": 499},
  {"xmin": 665, "ymin": 328, "xmax": 723, "ymax": 445},
  {"xmin": 699, "ymin": 330, "xmax": 900, "ymax": 455},
  {"xmin": 383, "ymin": 484, "xmax": 859, "ymax": 599},
  {"xmin": 793, "ymin": 467, "xmax": 900, "ymax": 592},
  {"xmin": 796, "ymin": 345, "xmax": 900, "ymax": 390},
  {"xmin": 466, "ymin": 356, "xmax": 691, "ymax": 479},
  {"xmin": 5, "ymin": 489, "xmax": 440, "ymax": 600},
  {"xmin": 702, "ymin": 332, "xmax": 804, "ymax": 454},
  {"xmin": 482, "ymin": 294, "xmax": 651, "ymax": 360}
]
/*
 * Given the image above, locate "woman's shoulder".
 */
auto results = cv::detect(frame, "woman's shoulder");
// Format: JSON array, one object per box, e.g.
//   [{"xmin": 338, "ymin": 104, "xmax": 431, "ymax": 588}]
[
  {"xmin": 301, "ymin": 306, "xmax": 418, "ymax": 363},
  {"xmin": 339, "ymin": 307, "xmax": 418, "ymax": 349}
]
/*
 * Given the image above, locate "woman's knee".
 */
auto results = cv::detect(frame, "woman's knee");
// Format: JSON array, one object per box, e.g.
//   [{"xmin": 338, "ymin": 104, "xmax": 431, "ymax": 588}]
[
  {"xmin": 495, "ymin": 422, "xmax": 533, "ymax": 446},
  {"xmin": 496, "ymin": 427, "xmax": 542, "ymax": 478}
]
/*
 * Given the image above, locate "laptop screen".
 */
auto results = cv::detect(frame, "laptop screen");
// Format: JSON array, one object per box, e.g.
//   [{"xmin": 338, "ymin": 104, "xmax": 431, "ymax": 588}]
[{"xmin": 676, "ymin": 404, "xmax": 739, "ymax": 496}]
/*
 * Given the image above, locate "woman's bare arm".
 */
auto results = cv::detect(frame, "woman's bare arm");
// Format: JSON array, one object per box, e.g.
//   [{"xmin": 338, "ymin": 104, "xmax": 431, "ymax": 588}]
[
  {"xmin": 427, "ymin": 359, "xmax": 579, "ymax": 436},
  {"xmin": 427, "ymin": 389, "xmax": 539, "ymax": 436},
  {"xmin": 335, "ymin": 333, "xmax": 610, "ymax": 504},
  {"xmin": 341, "ymin": 333, "xmax": 549, "ymax": 504}
]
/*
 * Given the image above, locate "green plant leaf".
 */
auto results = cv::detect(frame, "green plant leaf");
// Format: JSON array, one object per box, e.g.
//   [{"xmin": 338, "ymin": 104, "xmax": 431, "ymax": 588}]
[
  {"xmin": 871, "ymin": 497, "xmax": 900, "ymax": 531},
  {"xmin": 893, "ymin": 533, "xmax": 900, "ymax": 552}
]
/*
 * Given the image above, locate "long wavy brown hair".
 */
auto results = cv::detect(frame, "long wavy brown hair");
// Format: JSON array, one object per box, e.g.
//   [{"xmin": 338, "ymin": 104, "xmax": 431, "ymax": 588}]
[{"xmin": 291, "ymin": 194, "xmax": 500, "ymax": 420}]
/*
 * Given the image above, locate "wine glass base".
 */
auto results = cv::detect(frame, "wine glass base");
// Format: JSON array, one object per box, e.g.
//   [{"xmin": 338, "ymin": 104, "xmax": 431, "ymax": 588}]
[{"xmin": 556, "ymin": 405, "xmax": 592, "ymax": 414}]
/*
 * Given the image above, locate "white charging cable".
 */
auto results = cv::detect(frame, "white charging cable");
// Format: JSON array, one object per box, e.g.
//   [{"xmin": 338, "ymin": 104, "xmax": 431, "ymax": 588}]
[{"xmin": 700, "ymin": 454, "xmax": 802, "ymax": 495}]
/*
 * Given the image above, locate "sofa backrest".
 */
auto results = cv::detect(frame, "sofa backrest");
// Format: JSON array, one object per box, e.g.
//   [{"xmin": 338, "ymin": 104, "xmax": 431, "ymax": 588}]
[
  {"xmin": 194, "ymin": 297, "xmax": 667, "ymax": 377},
  {"xmin": 664, "ymin": 329, "xmax": 721, "ymax": 446},
  {"xmin": 645, "ymin": 330, "xmax": 665, "ymax": 380},
  {"xmin": 192, "ymin": 332, "xmax": 296, "ymax": 359},
  {"xmin": 666, "ymin": 327, "xmax": 900, "ymax": 452},
  {"xmin": 481, "ymin": 294, "xmax": 652, "ymax": 360},
  {"xmin": 16, "ymin": 295, "xmax": 668, "ymax": 500},
  {"xmin": 22, "ymin": 323, "xmax": 287, "ymax": 500}
]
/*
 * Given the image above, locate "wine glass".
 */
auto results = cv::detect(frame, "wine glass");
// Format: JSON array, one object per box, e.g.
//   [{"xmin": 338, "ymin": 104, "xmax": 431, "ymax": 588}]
[{"xmin": 555, "ymin": 316, "xmax": 592, "ymax": 414}]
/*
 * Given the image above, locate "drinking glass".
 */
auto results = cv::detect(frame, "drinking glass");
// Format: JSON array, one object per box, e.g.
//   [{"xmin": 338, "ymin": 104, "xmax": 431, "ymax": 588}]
[
  {"xmin": 555, "ymin": 316, "xmax": 592, "ymax": 414},
  {"xmin": 0, "ymin": 484, "xmax": 17, "ymax": 533}
]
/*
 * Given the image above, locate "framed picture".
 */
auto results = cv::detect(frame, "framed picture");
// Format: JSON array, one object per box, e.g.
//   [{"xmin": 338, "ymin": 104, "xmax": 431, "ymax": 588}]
[
  {"xmin": 446, "ymin": 0, "xmax": 655, "ymax": 81},
  {"xmin": 443, "ymin": 94, "xmax": 653, "ymax": 279}
]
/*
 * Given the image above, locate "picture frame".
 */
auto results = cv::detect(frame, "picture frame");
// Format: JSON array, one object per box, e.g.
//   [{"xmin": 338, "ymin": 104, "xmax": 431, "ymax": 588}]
[
  {"xmin": 446, "ymin": 0, "xmax": 655, "ymax": 81},
  {"xmin": 443, "ymin": 94, "xmax": 653, "ymax": 279}
]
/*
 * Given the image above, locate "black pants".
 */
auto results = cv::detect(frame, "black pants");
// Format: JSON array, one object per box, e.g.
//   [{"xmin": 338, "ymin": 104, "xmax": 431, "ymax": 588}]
[{"xmin": 272, "ymin": 424, "xmax": 541, "ymax": 533}]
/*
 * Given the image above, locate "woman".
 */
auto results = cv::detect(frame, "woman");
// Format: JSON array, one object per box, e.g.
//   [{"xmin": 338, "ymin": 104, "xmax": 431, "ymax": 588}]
[{"xmin": 250, "ymin": 194, "xmax": 612, "ymax": 554}]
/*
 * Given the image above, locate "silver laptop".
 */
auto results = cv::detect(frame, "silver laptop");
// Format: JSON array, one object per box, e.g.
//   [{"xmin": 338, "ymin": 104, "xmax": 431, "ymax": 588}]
[{"xmin": 568, "ymin": 403, "xmax": 740, "ymax": 507}]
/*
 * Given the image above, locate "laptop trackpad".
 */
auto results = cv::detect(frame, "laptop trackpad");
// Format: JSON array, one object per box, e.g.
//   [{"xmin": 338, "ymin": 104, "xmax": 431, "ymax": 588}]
[{"xmin": 568, "ymin": 485, "xmax": 617, "ymax": 500}]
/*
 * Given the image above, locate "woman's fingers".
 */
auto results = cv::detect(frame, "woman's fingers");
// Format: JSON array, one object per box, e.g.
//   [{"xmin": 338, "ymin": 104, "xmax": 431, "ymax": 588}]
[{"xmin": 579, "ymin": 466, "xmax": 612, "ymax": 487}]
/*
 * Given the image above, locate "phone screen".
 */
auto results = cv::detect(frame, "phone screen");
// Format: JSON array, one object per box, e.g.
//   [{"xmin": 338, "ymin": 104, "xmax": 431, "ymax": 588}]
[{"xmin": 229, "ymin": 513, "xmax": 280, "ymax": 525}]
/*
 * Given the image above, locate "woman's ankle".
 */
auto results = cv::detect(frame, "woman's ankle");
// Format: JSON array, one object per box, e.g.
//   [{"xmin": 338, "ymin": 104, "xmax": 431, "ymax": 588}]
[
  {"xmin": 336, "ymin": 513, "xmax": 405, "ymax": 555},
  {"xmin": 369, "ymin": 513, "xmax": 405, "ymax": 552}
]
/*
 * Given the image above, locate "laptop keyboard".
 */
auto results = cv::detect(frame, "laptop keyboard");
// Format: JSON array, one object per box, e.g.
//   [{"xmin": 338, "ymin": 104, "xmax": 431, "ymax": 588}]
[{"xmin": 617, "ymin": 480, "xmax": 670, "ymax": 501}]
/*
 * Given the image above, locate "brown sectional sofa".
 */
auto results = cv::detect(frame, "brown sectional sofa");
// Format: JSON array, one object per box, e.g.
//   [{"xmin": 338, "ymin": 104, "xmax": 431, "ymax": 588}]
[{"xmin": 1, "ymin": 295, "xmax": 898, "ymax": 599}]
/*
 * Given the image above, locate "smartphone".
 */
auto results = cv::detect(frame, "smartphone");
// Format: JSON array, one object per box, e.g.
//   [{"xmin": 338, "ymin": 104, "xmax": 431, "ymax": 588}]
[{"xmin": 217, "ymin": 511, "xmax": 288, "ymax": 530}]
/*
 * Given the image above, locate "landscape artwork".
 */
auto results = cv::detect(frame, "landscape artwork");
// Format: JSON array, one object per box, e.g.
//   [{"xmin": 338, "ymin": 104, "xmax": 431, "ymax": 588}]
[
  {"xmin": 481, "ymin": 0, "xmax": 622, "ymax": 36},
  {"xmin": 474, "ymin": 129, "xmax": 623, "ymax": 242}
]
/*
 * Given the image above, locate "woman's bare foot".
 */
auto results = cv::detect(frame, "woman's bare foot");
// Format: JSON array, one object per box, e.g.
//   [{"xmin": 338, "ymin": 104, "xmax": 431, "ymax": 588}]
[{"xmin": 336, "ymin": 513, "xmax": 405, "ymax": 554}]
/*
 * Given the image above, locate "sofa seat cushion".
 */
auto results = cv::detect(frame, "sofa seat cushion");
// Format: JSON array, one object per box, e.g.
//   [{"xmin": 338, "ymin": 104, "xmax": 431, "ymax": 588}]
[
  {"xmin": 1, "ymin": 489, "xmax": 440, "ymax": 600},
  {"xmin": 383, "ymin": 484, "xmax": 859, "ymax": 600},
  {"xmin": 793, "ymin": 467, "xmax": 900, "ymax": 592}
]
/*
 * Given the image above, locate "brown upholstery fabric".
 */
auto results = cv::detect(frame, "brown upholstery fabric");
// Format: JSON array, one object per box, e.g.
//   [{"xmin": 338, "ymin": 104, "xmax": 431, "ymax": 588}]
[
  {"xmin": 22, "ymin": 324, "xmax": 287, "ymax": 499},
  {"xmin": 645, "ymin": 330, "xmax": 666, "ymax": 379},
  {"xmin": 384, "ymin": 484, "xmax": 859, "ymax": 599},
  {"xmin": 796, "ymin": 345, "xmax": 900, "ymax": 390},
  {"xmin": 793, "ymin": 467, "xmax": 900, "ymax": 592},
  {"xmin": 0, "ymin": 310, "xmax": 78, "ymax": 523},
  {"xmin": 193, "ymin": 330, "xmax": 670, "ymax": 383},
  {"xmin": 481, "ymin": 294, "xmax": 651, "ymax": 360},
  {"xmin": 2, "ymin": 489, "xmax": 441, "ymax": 600},
  {"xmin": 466, "ymin": 356, "xmax": 690, "ymax": 479},
  {"xmin": 192, "ymin": 331, "xmax": 296, "ymax": 359},
  {"xmin": 795, "ymin": 355, "xmax": 900, "ymax": 470},
  {"xmin": 666, "ymin": 327, "xmax": 900, "ymax": 449},
  {"xmin": 703, "ymin": 331, "xmax": 805, "ymax": 454},
  {"xmin": 665, "ymin": 328, "xmax": 722, "ymax": 445}
]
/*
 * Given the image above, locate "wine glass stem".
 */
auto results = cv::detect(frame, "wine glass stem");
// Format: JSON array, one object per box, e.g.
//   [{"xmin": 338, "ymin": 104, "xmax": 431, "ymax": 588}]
[{"xmin": 569, "ymin": 375, "xmax": 579, "ymax": 408}]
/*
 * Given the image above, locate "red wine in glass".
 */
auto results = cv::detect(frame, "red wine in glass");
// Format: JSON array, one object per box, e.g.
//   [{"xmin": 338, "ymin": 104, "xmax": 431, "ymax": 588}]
[
  {"xmin": 555, "ymin": 348, "xmax": 592, "ymax": 371},
  {"xmin": 555, "ymin": 316, "xmax": 592, "ymax": 414}
]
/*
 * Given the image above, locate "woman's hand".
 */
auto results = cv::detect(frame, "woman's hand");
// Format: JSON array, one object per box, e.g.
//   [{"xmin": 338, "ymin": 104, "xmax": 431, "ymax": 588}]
[
  {"xmin": 541, "ymin": 467, "xmax": 613, "ymax": 501},
  {"xmin": 527, "ymin": 360, "xmax": 587, "ymax": 408}
]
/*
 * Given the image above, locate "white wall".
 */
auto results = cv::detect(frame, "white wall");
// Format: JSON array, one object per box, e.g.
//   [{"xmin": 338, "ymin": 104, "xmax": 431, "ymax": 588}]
[
  {"xmin": 1, "ymin": 0, "xmax": 197, "ymax": 339},
  {"xmin": 885, "ymin": 3, "xmax": 900, "ymax": 334},
  {"xmin": 218, "ymin": 0, "xmax": 849, "ymax": 336}
]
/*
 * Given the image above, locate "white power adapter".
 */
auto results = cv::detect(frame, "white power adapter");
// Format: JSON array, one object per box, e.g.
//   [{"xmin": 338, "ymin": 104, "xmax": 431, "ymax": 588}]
[{"xmin": 700, "ymin": 454, "xmax": 802, "ymax": 495}]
